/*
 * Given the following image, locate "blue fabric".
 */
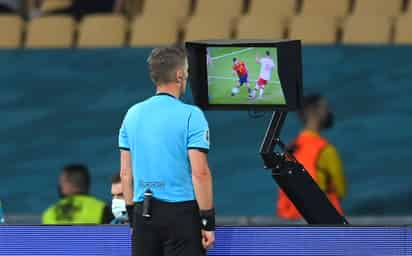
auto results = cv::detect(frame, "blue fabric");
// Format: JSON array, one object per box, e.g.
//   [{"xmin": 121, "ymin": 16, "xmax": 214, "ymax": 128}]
[
  {"xmin": 119, "ymin": 94, "xmax": 209, "ymax": 202},
  {"xmin": 239, "ymin": 74, "xmax": 248, "ymax": 85}
]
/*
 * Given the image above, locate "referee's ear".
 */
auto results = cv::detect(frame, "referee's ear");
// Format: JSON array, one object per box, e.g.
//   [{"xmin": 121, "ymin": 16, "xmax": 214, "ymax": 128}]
[{"xmin": 176, "ymin": 69, "xmax": 184, "ymax": 83}]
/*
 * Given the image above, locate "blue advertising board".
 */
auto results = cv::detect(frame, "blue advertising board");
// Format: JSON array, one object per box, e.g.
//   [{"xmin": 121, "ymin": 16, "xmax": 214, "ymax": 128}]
[{"xmin": 0, "ymin": 226, "xmax": 411, "ymax": 255}]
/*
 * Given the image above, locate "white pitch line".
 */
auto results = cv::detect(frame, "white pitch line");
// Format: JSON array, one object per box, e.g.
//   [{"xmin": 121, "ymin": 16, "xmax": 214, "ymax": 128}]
[
  {"xmin": 208, "ymin": 75, "xmax": 281, "ymax": 85},
  {"xmin": 211, "ymin": 47, "xmax": 254, "ymax": 61}
]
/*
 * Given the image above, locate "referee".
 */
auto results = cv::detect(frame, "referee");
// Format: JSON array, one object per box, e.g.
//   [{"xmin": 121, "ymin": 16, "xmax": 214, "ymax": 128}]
[{"xmin": 119, "ymin": 46, "xmax": 215, "ymax": 256}]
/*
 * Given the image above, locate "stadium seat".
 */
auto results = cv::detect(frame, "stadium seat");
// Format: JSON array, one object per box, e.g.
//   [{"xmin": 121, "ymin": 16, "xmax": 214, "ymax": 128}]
[
  {"xmin": 0, "ymin": 15, "xmax": 23, "ymax": 48},
  {"xmin": 77, "ymin": 15, "xmax": 126, "ymax": 48},
  {"xmin": 25, "ymin": 16, "xmax": 75, "ymax": 48},
  {"xmin": 342, "ymin": 16, "xmax": 392, "ymax": 44},
  {"xmin": 140, "ymin": 0, "xmax": 191, "ymax": 21},
  {"xmin": 288, "ymin": 16, "xmax": 338, "ymax": 44},
  {"xmin": 300, "ymin": 0, "xmax": 349, "ymax": 18},
  {"xmin": 40, "ymin": 0, "xmax": 72, "ymax": 12},
  {"xmin": 394, "ymin": 15, "xmax": 412, "ymax": 44},
  {"xmin": 352, "ymin": 0, "xmax": 403, "ymax": 17},
  {"xmin": 247, "ymin": 0, "xmax": 296, "ymax": 20},
  {"xmin": 184, "ymin": 16, "xmax": 232, "ymax": 41},
  {"xmin": 193, "ymin": 0, "xmax": 244, "ymax": 22},
  {"xmin": 129, "ymin": 16, "xmax": 178, "ymax": 46},
  {"xmin": 236, "ymin": 16, "xmax": 284, "ymax": 40}
]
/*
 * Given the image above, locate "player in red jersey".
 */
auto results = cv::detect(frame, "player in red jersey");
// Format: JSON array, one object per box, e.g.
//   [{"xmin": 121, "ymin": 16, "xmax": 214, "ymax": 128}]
[{"xmin": 231, "ymin": 58, "xmax": 251, "ymax": 96}]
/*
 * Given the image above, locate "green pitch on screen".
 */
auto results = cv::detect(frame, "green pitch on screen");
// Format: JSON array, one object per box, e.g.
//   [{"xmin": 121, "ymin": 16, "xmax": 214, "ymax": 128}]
[{"xmin": 207, "ymin": 47, "xmax": 286, "ymax": 105}]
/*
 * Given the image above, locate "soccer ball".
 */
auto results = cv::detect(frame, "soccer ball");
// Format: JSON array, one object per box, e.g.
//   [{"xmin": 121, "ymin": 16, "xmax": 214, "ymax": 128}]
[
  {"xmin": 248, "ymin": 89, "xmax": 256, "ymax": 99},
  {"xmin": 231, "ymin": 87, "xmax": 240, "ymax": 96}
]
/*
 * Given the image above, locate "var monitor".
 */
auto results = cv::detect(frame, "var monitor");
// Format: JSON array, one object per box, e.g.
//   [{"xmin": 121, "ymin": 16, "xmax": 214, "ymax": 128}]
[{"xmin": 186, "ymin": 40, "xmax": 303, "ymax": 111}]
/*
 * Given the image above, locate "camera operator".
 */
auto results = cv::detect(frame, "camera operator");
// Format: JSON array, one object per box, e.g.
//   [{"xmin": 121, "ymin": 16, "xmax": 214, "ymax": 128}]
[{"xmin": 119, "ymin": 46, "xmax": 215, "ymax": 256}]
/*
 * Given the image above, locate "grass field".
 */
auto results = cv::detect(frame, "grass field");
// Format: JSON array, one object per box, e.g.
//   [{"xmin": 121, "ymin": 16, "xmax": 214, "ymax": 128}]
[{"xmin": 207, "ymin": 47, "xmax": 286, "ymax": 105}]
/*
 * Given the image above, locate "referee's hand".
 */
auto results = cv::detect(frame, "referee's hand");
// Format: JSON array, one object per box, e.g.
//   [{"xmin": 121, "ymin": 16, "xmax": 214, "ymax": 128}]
[{"xmin": 201, "ymin": 230, "xmax": 215, "ymax": 250}]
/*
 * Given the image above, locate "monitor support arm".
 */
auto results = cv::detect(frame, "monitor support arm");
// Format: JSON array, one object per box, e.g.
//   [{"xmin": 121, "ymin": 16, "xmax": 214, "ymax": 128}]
[{"xmin": 260, "ymin": 111, "xmax": 348, "ymax": 224}]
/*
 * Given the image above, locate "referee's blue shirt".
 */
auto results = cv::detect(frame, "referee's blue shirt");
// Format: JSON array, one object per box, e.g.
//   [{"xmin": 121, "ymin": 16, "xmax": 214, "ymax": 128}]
[{"xmin": 118, "ymin": 93, "xmax": 210, "ymax": 203}]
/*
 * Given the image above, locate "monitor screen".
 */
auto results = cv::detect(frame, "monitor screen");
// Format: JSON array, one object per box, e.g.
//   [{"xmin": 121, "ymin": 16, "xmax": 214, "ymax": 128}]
[
  {"xmin": 206, "ymin": 46, "xmax": 286, "ymax": 106},
  {"xmin": 186, "ymin": 40, "xmax": 302, "ymax": 111}
]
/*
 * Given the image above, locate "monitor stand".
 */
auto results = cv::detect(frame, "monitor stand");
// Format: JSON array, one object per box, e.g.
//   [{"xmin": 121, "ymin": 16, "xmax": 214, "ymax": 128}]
[{"xmin": 260, "ymin": 111, "xmax": 348, "ymax": 224}]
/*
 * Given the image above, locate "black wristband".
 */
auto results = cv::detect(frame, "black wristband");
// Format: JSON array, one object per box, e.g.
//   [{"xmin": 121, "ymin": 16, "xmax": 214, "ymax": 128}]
[
  {"xmin": 126, "ymin": 204, "xmax": 134, "ymax": 228},
  {"xmin": 199, "ymin": 208, "xmax": 215, "ymax": 231}
]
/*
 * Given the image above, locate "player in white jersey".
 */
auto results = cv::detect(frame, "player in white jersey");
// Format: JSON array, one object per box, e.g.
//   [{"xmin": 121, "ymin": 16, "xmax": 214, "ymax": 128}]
[{"xmin": 250, "ymin": 51, "xmax": 275, "ymax": 99}]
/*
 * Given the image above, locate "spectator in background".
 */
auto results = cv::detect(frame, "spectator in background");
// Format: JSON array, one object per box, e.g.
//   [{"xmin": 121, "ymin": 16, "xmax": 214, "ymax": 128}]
[
  {"xmin": 42, "ymin": 164, "xmax": 112, "ymax": 224},
  {"xmin": 111, "ymin": 172, "xmax": 128, "ymax": 224},
  {"xmin": 277, "ymin": 94, "xmax": 347, "ymax": 220},
  {"xmin": 38, "ymin": 0, "xmax": 125, "ymax": 20},
  {"xmin": 0, "ymin": 0, "xmax": 23, "ymax": 13}
]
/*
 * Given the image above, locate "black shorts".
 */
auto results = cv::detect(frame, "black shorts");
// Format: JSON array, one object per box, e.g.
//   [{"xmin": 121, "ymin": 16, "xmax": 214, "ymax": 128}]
[{"xmin": 132, "ymin": 199, "xmax": 205, "ymax": 256}]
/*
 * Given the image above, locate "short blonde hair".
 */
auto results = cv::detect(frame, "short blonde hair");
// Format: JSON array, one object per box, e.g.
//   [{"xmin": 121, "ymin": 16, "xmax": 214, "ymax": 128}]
[{"xmin": 147, "ymin": 46, "xmax": 187, "ymax": 85}]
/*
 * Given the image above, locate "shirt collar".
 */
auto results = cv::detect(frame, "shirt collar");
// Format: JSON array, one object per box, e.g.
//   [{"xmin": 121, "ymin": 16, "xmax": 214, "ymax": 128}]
[{"xmin": 156, "ymin": 92, "xmax": 177, "ymax": 99}]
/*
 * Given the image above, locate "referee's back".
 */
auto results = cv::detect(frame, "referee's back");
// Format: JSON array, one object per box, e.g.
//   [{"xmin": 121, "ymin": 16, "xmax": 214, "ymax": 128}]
[
  {"xmin": 119, "ymin": 46, "xmax": 215, "ymax": 256},
  {"xmin": 119, "ymin": 92, "xmax": 209, "ymax": 203}
]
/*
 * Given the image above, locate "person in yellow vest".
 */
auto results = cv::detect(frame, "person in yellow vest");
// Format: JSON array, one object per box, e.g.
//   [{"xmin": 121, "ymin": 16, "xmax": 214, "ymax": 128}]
[
  {"xmin": 277, "ymin": 94, "xmax": 347, "ymax": 220},
  {"xmin": 42, "ymin": 164, "xmax": 112, "ymax": 224}
]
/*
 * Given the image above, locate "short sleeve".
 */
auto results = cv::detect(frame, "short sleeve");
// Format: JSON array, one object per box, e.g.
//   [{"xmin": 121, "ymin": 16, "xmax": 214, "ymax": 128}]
[
  {"xmin": 187, "ymin": 108, "xmax": 210, "ymax": 152},
  {"xmin": 118, "ymin": 114, "xmax": 130, "ymax": 150}
]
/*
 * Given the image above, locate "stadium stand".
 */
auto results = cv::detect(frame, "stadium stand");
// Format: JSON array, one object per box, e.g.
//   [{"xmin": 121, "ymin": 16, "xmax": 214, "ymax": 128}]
[
  {"xmin": 0, "ymin": 15, "xmax": 22, "ymax": 48},
  {"xmin": 140, "ymin": 0, "xmax": 191, "ymax": 21},
  {"xmin": 300, "ymin": 0, "xmax": 349, "ymax": 19},
  {"xmin": 25, "ymin": 16, "xmax": 75, "ymax": 48},
  {"xmin": 193, "ymin": 0, "xmax": 244, "ymax": 23},
  {"xmin": 352, "ymin": 0, "xmax": 404, "ymax": 17},
  {"xmin": 184, "ymin": 0, "xmax": 244, "ymax": 41},
  {"xmin": 6, "ymin": 0, "xmax": 412, "ymax": 47},
  {"xmin": 184, "ymin": 15, "xmax": 232, "ymax": 41},
  {"xmin": 394, "ymin": 15, "xmax": 412, "ymax": 44},
  {"xmin": 129, "ymin": 0, "xmax": 191, "ymax": 46},
  {"xmin": 288, "ymin": 16, "xmax": 337, "ymax": 44},
  {"xmin": 39, "ymin": 0, "xmax": 72, "ymax": 12},
  {"xmin": 246, "ymin": 0, "xmax": 296, "ymax": 20},
  {"xmin": 77, "ymin": 14, "xmax": 126, "ymax": 48},
  {"xmin": 235, "ymin": 0, "xmax": 294, "ymax": 39},
  {"xmin": 342, "ymin": 16, "xmax": 393, "ymax": 44},
  {"xmin": 236, "ymin": 16, "xmax": 284, "ymax": 40},
  {"xmin": 129, "ymin": 16, "xmax": 179, "ymax": 46}
]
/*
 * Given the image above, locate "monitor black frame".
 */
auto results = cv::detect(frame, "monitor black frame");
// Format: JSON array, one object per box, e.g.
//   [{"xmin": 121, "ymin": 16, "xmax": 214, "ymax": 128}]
[{"xmin": 186, "ymin": 40, "xmax": 303, "ymax": 111}]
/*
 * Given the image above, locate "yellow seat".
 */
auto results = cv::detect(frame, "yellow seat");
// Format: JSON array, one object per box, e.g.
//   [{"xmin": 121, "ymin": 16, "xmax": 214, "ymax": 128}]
[
  {"xmin": 129, "ymin": 16, "xmax": 178, "ymax": 46},
  {"xmin": 352, "ymin": 0, "xmax": 403, "ymax": 17},
  {"xmin": 342, "ymin": 15, "xmax": 392, "ymax": 44},
  {"xmin": 140, "ymin": 0, "xmax": 191, "ymax": 20},
  {"xmin": 194, "ymin": 0, "xmax": 244, "ymax": 22},
  {"xmin": 40, "ymin": 0, "xmax": 72, "ymax": 12},
  {"xmin": 289, "ymin": 16, "xmax": 337, "ymax": 44},
  {"xmin": 26, "ymin": 16, "xmax": 75, "ymax": 48},
  {"xmin": 236, "ymin": 16, "xmax": 284, "ymax": 40},
  {"xmin": 247, "ymin": 0, "xmax": 296, "ymax": 19},
  {"xmin": 0, "ymin": 15, "xmax": 23, "ymax": 48},
  {"xmin": 394, "ymin": 15, "xmax": 412, "ymax": 44},
  {"xmin": 300, "ymin": 0, "xmax": 349, "ymax": 18},
  {"xmin": 77, "ymin": 15, "xmax": 126, "ymax": 48},
  {"xmin": 185, "ymin": 16, "xmax": 232, "ymax": 41}
]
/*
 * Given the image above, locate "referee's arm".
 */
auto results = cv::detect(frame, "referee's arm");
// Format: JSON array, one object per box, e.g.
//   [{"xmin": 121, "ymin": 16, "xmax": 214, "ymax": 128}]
[
  {"xmin": 119, "ymin": 114, "xmax": 134, "ymax": 223},
  {"xmin": 189, "ymin": 149, "xmax": 215, "ymax": 250},
  {"xmin": 120, "ymin": 150, "xmax": 133, "ymax": 206},
  {"xmin": 189, "ymin": 150, "xmax": 213, "ymax": 211}
]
